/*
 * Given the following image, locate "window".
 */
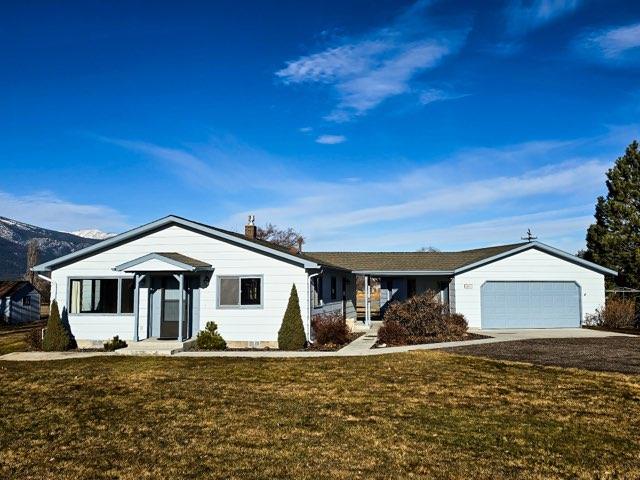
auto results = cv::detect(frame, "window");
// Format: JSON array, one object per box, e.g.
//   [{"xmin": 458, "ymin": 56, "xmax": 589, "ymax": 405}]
[
  {"xmin": 120, "ymin": 279, "xmax": 135, "ymax": 314},
  {"xmin": 313, "ymin": 275, "xmax": 323, "ymax": 307},
  {"xmin": 218, "ymin": 276, "xmax": 262, "ymax": 307},
  {"xmin": 69, "ymin": 278, "xmax": 133, "ymax": 314},
  {"xmin": 330, "ymin": 276, "xmax": 337, "ymax": 300},
  {"xmin": 22, "ymin": 296, "xmax": 31, "ymax": 306},
  {"xmin": 407, "ymin": 278, "xmax": 417, "ymax": 298}
]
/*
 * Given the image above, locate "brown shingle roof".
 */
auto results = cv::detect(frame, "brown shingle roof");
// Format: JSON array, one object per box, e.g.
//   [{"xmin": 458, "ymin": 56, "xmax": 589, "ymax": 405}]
[
  {"xmin": 304, "ymin": 243, "xmax": 527, "ymax": 272},
  {"xmin": 155, "ymin": 252, "xmax": 212, "ymax": 269},
  {"xmin": 0, "ymin": 280, "xmax": 31, "ymax": 297}
]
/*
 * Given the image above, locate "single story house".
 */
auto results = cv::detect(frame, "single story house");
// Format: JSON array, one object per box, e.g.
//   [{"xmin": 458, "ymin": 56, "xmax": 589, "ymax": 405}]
[
  {"xmin": 32, "ymin": 215, "xmax": 616, "ymax": 347},
  {"xmin": 0, "ymin": 280, "xmax": 41, "ymax": 324}
]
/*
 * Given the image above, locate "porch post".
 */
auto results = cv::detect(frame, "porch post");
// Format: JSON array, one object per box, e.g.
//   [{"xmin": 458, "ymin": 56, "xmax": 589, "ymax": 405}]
[
  {"xmin": 364, "ymin": 275, "xmax": 371, "ymax": 327},
  {"xmin": 133, "ymin": 273, "xmax": 139, "ymax": 342},
  {"xmin": 178, "ymin": 273, "xmax": 184, "ymax": 342}
]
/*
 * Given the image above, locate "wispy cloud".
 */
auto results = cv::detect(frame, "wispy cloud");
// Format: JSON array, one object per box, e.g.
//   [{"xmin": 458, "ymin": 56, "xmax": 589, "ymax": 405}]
[
  {"xmin": 419, "ymin": 88, "xmax": 469, "ymax": 105},
  {"xmin": 276, "ymin": 0, "xmax": 469, "ymax": 122},
  {"xmin": 507, "ymin": 0, "xmax": 582, "ymax": 35},
  {"xmin": 0, "ymin": 190, "xmax": 127, "ymax": 232},
  {"xmin": 316, "ymin": 134, "xmax": 346, "ymax": 145},
  {"xmin": 223, "ymin": 125, "xmax": 639, "ymax": 252},
  {"xmin": 97, "ymin": 135, "xmax": 296, "ymax": 193},
  {"xmin": 575, "ymin": 22, "xmax": 640, "ymax": 63}
]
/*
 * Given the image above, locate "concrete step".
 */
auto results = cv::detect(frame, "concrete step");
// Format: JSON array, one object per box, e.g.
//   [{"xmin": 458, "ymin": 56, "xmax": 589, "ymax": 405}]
[{"xmin": 115, "ymin": 338, "xmax": 196, "ymax": 356}]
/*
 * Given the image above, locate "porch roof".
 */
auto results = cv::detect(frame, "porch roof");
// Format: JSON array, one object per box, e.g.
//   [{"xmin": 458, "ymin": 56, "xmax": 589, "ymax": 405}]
[
  {"xmin": 113, "ymin": 252, "xmax": 212, "ymax": 273},
  {"xmin": 305, "ymin": 243, "xmax": 527, "ymax": 275}
]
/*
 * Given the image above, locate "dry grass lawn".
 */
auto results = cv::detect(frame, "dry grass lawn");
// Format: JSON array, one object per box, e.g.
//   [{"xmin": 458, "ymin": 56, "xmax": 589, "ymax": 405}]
[{"xmin": 1, "ymin": 352, "xmax": 639, "ymax": 479}]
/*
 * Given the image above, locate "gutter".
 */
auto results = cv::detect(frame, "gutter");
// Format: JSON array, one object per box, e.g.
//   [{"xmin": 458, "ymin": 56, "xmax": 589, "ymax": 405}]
[{"xmin": 36, "ymin": 273, "xmax": 57, "ymax": 301}]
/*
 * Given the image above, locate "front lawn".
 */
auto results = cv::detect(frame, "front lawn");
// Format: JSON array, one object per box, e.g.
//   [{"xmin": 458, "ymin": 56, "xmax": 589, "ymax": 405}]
[
  {"xmin": 1, "ymin": 352, "xmax": 639, "ymax": 479},
  {"xmin": 0, "ymin": 321, "xmax": 44, "ymax": 355}
]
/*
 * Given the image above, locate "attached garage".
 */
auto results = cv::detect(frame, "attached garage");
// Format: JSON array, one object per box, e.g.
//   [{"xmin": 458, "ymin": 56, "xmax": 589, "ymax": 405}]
[{"xmin": 480, "ymin": 281, "xmax": 580, "ymax": 329}]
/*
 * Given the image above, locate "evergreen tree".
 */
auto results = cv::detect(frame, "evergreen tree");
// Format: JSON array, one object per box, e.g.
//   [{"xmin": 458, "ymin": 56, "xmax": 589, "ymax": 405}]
[
  {"xmin": 278, "ymin": 284, "xmax": 306, "ymax": 350},
  {"xmin": 42, "ymin": 300, "xmax": 74, "ymax": 351},
  {"xmin": 585, "ymin": 140, "xmax": 640, "ymax": 289}
]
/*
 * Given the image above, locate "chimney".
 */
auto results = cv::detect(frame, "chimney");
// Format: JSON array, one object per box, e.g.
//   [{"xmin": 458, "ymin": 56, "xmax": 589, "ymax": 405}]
[{"xmin": 245, "ymin": 215, "xmax": 257, "ymax": 240}]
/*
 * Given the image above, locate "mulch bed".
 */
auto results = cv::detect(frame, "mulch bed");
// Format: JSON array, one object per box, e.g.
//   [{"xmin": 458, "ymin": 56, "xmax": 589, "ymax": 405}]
[
  {"xmin": 376, "ymin": 332, "xmax": 490, "ymax": 348},
  {"xmin": 583, "ymin": 326, "xmax": 640, "ymax": 335},
  {"xmin": 444, "ymin": 336, "xmax": 640, "ymax": 374}
]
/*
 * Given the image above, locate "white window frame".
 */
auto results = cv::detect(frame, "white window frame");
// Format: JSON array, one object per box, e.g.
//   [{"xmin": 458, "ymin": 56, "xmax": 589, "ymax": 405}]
[{"xmin": 216, "ymin": 275, "xmax": 264, "ymax": 309}]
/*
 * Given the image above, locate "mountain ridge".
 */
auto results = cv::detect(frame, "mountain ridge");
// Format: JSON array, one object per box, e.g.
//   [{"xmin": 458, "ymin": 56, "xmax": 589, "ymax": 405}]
[{"xmin": 0, "ymin": 216, "xmax": 101, "ymax": 279}]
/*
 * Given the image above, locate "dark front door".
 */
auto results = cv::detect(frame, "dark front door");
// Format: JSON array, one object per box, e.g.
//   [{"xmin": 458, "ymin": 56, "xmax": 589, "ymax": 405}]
[{"xmin": 159, "ymin": 276, "xmax": 188, "ymax": 339}]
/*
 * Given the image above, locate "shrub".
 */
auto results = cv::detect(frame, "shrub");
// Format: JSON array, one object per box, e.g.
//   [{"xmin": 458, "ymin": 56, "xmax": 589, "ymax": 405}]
[
  {"xmin": 379, "ymin": 290, "xmax": 468, "ymax": 345},
  {"xmin": 26, "ymin": 327, "xmax": 44, "ymax": 351},
  {"xmin": 278, "ymin": 284, "xmax": 306, "ymax": 350},
  {"xmin": 312, "ymin": 312, "xmax": 350, "ymax": 346},
  {"xmin": 585, "ymin": 297, "xmax": 637, "ymax": 329},
  {"xmin": 196, "ymin": 321, "xmax": 227, "ymax": 350},
  {"xmin": 377, "ymin": 320, "xmax": 409, "ymax": 346},
  {"xmin": 42, "ymin": 301, "xmax": 74, "ymax": 351},
  {"xmin": 104, "ymin": 336, "xmax": 128, "ymax": 351}
]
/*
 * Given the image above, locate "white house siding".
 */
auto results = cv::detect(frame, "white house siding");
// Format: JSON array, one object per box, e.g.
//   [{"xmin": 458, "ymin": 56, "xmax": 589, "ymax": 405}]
[
  {"xmin": 50, "ymin": 225, "xmax": 309, "ymax": 343},
  {"xmin": 453, "ymin": 248, "xmax": 605, "ymax": 328}
]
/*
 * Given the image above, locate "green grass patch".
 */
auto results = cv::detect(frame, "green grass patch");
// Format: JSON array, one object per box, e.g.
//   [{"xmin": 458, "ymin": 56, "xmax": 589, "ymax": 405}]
[{"xmin": 1, "ymin": 352, "xmax": 639, "ymax": 479}]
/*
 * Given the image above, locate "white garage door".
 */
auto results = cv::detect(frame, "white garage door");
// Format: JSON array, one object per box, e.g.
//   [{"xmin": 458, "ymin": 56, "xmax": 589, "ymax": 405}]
[{"xmin": 481, "ymin": 281, "xmax": 580, "ymax": 329}]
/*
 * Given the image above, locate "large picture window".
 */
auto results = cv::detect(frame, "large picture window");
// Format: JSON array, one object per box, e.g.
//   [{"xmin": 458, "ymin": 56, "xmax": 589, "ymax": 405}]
[
  {"xmin": 69, "ymin": 278, "xmax": 134, "ymax": 314},
  {"xmin": 218, "ymin": 276, "xmax": 262, "ymax": 308}
]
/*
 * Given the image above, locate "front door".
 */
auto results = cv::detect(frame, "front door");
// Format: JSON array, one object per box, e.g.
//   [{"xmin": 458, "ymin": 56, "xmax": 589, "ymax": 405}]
[{"xmin": 158, "ymin": 276, "xmax": 189, "ymax": 339}]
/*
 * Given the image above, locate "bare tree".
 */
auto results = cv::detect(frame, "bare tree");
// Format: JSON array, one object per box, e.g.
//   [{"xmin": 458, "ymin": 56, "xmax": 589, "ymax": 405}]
[
  {"xmin": 25, "ymin": 239, "xmax": 50, "ymax": 301},
  {"xmin": 256, "ymin": 223, "xmax": 304, "ymax": 249},
  {"xmin": 25, "ymin": 239, "xmax": 39, "ymax": 284},
  {"xmin": 416, "ymin": 246, "xmax": 440, "ymax": 252}
]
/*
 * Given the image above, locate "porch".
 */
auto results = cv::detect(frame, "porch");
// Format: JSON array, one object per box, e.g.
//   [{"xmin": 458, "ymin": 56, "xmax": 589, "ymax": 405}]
[
  {"xmin": 114, "ymin": 252, "xmax": 213, "ymax": 342},
  {"xmin": 357, "ymin": 273, "xmax": 452, "ymax": 325}
]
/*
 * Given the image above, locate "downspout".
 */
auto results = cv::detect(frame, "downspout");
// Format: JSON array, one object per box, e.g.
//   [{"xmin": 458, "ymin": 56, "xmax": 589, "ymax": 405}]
[{"xmin": 307, "ymin": 271, "xmax": 321, "ymax": 343}]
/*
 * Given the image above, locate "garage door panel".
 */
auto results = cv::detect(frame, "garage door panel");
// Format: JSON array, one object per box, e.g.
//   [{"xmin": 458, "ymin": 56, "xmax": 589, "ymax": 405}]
[{"xmin": 481, "ymin": 281, "xmax": 580, "ymax": 329}]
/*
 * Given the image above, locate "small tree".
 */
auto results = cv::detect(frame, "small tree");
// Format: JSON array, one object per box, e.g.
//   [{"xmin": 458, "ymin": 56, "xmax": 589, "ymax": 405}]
[
  {"xmin": 42, "ymin": 300, "xmax": 74, "ymax": 351},
  {"xmin": 195, "ymin": 321, "xmax": 227, "ymax": 350},
  {"xmin": 278, "ymin": 284, "xmax": 306, "ymax": 350}
]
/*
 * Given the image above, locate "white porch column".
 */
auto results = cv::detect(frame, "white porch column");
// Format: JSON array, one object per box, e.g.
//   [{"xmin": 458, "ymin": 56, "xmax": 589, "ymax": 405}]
[
  {"xmin": 133, "ymin": 274, "xmax": 140, "ymax": 342},
  {"xmin": 364, "ymin": 275, "xmax": 371, "ymax": 326},
  {"xmin": 178, "ymin": 273, "xmax": 184, "ymax": 342}
]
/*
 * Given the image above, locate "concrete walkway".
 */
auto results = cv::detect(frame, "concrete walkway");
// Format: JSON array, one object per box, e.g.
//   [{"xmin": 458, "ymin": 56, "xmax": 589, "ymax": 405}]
[{"xmin": 0, "ymin": 327, "xmax": 633, "ymax": 361}]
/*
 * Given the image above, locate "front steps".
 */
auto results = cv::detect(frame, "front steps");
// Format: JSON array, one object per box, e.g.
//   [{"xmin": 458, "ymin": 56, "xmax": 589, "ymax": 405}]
[{"xmin": 116, "ymin": 338, "xmax": 197, "ymax": 356}]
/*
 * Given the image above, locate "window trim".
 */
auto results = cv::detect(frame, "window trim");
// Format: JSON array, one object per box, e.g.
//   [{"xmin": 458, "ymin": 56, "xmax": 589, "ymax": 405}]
[
  {"xmin": 313, "ymin": 275, "xmax": 323, "ymax": 309},
  {"xmin": 330, "ymin": 276, "xmax": 337, "ymax": 301},
  {"xmin": 216, "ymin": 275, "xmax": 264, "ymax": 309},
  {"xmin": 67, "ymin": 276, "xmax": 135, "ymax": 316}
]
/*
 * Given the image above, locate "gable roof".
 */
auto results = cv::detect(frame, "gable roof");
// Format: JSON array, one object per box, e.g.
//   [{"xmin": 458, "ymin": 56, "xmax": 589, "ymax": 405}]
[
  {"xmin": 307, "ymin": 242, "xmax": 618, "ymax": 276},
  {"xmin": 0, "ymin": 281, "xmax": 34, "ymax": 298},
  {"xmin": 114, "ymin": 252, "xmax": 213, "ymax": 272},
  {"xmin": 32, "ymin": 215, "xmax": 324, "ymax": 272}
]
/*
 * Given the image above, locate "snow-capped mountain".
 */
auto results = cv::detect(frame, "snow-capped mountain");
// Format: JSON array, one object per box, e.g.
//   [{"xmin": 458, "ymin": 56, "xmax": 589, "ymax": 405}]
[
  {"xmin": 71, "ymin": 229, "xmax": 116, "ymax": 240},
  {"xmin": 0, "ymin": 216, "xmax": 101, "ymax": 280}
]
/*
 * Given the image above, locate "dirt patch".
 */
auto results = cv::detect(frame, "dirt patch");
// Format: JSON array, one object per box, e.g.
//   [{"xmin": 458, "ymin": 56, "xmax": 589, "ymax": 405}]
[{"xmin": 444, "ymin": 336, "xmax": 640, "ymax": 374}]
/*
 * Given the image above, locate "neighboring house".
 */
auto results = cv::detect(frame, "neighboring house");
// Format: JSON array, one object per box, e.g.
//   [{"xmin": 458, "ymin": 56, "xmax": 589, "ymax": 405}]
[
  {"xmin": 0, "ymin": 281, "xmax": 41, "ymax": 324},
  {"xmin": 32, "ymin": 215, "xmax": 616, "ymax": 347}
]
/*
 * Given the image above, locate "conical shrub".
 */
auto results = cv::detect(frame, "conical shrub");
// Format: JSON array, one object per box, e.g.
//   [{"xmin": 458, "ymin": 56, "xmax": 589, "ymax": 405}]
[
  {"xmin": 42, "ymin": 300, "xmax": 74, "ymax": 351},
  {"xmin": 278, "ymin": 284, "xmax": 306, "ymax": 350}
]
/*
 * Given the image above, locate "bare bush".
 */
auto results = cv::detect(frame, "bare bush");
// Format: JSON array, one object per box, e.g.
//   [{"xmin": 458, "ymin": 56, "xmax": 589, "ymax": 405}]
[
  {"xmin": 312, "ymin": 312, "xmax": 350, "ymax": 346},
  {"xmin": 585, "ymin": 297, "xmax": 637, "ymax": 329},
  {"xmin": 379, "ymin": 290, "xmax": 468, "ymax": 345}
]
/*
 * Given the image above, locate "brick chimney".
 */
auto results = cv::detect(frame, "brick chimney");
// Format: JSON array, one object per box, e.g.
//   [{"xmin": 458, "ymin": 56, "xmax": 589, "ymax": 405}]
[{"xmin": 244, "ymin": 215, "xmax": 257, "ymax": 240}]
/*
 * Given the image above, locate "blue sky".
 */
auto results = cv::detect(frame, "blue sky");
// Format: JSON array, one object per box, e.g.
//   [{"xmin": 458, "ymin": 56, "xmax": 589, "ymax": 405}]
[{"xmin": 1, "ymin": 0, "xmax": 639, "ymax": 252}]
